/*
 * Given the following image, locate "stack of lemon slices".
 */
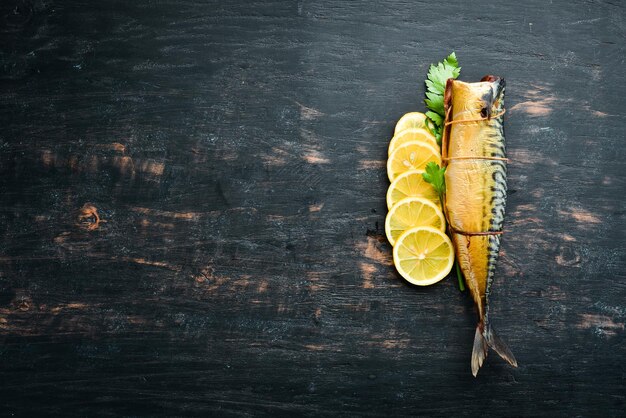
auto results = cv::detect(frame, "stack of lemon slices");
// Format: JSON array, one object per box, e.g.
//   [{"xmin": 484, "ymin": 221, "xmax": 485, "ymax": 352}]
[{"xmin": 385, "ymin": 112, "xmax": 455, "ymax": 286}]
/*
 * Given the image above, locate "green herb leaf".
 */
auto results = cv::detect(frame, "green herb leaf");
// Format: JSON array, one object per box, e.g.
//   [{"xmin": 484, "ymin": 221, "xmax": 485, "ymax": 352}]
[
  {"xmin": 425, "ymin": 63, "xmax": 458, "ymax": 94},
  {"xmin": 422, "ymin": 162, "xmax": 446, "ymax": 198},
  {"xmin": 424, "ymin": 53, "xmax": 461, "ymax": 145},
  {"xmin": 425, "ymin": 111, "xmax": 442, "ymax": 129},
  {"xmin": 425, "ymin": 91, "xmax": 444, "ymax": 115},
  {"xmin": 443, "ymin": 51, "xmax": 459, "ymax": 68},
  {"xmin": 423, "ymin": 114, "xmax": 441, "ymax": 145}
]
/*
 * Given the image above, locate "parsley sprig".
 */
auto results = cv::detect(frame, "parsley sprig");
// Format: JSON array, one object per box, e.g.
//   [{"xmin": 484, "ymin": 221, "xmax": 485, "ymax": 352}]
[
  {"xmin": 424, "ymin": 52, "xmax": 461, "ymax": 145},
  {"xmin": 422, "ymin": 161, "xmax": 465, "ymax": 292},
  {"xmin": 422, "ymin": 53, "xmax": 465, "ymax": 291},
  {"xmin": 422, "ymin": 162, "xmax": 446, "ymax": 204}
]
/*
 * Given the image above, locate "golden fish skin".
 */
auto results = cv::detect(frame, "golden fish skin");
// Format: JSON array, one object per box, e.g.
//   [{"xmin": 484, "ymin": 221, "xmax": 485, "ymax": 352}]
[{"xmin": 443, "ymin": 76, "xmax": 517, "ymax": 377}]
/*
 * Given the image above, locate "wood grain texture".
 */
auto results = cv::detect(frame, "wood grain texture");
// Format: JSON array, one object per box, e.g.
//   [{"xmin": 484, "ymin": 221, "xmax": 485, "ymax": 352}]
[{"xmin": 1, "ymin": 0, "xmax": 625, "ymax": 416}]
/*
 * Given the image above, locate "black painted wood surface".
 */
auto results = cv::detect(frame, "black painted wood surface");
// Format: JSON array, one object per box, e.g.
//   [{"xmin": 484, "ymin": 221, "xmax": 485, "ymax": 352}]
[{"xmin": 1, "ymin": 1, "xmax": 625, "ymax": 416}]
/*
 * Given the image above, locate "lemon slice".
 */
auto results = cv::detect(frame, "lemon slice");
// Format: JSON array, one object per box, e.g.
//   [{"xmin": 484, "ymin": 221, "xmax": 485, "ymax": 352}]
[
  {"xmin": 394, "ymin": 112, "xmax": 428, "ymax": 135},
  {"xmin": 387, "ymin": 141, "xmax": 441, "ymax": 182},
  {"xmin": 393, "ymin": 226, "xmax": 454, "ymax": 286},
  {"xmin": 388, "ymin": 128, "xmax": 438, "ymax": 156},
  {"xmin": 385, "ymin": 197, "xmax": 445, "ymax": 246},
  {"xmin": 386, "ymin": 170, "xmax": 439, "ymax": 209}
]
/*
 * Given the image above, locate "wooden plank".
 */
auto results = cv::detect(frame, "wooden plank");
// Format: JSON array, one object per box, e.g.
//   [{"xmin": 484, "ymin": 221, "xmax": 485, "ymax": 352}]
[{"xmin": 0, "ymin": 0, "xmax": 624, "ymax": 415}]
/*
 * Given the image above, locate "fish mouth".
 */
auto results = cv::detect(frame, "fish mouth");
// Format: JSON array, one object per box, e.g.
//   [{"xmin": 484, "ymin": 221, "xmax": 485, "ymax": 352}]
[{"xmin": 479, "ymin": 75, "xmax": 506, "ymax": 119}]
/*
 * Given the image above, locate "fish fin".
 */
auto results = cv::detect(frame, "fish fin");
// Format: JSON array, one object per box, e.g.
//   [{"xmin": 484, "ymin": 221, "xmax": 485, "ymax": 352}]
[
  {"xmin": 471, "ymin": 323, "xmax": 488, "ymax": 377},
  {"xmin": 484, "ymin": 323, "xmax": 518, "ymax": 368}
]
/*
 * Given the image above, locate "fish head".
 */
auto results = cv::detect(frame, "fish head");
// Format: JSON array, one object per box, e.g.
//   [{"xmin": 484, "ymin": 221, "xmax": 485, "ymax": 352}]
[
  {"xmin": 446, "ymin": 76, "xmax": 506, "ymax": 120},
  {"xmin": 480, "ymin": 75, "xmax": 506, "ymax": 118}
]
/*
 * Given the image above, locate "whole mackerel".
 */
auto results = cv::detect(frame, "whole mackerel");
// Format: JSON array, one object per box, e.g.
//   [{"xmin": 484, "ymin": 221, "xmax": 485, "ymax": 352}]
[{"xmin": 442, "ymin": 76, "xmax": 517, "ymax": 377}]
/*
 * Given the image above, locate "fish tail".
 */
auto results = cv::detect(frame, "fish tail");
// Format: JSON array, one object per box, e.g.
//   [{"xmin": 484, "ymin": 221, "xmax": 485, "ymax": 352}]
[
  {"xmin": 471, "ymin": 321, "xmax": 518, "ymax": 377},
  {"xmin": 484, "ymin": 322, "xmax": 518, "ymax": 369},
  {"xmin": 471, "ymin": 322, "xmax": 489, "ymax": 377}
]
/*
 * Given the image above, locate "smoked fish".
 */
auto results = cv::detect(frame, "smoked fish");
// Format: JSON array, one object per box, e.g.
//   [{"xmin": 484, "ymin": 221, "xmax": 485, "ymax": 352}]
[{"xmin": 442, "ymin": 76, "xmax": 517, "ymax": 376}]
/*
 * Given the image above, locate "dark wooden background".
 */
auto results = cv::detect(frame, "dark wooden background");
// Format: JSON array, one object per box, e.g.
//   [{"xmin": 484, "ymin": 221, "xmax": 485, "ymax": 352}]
[{"xmin": 1, "ymin": 0, "xmax": 625, "ymax": 416}]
